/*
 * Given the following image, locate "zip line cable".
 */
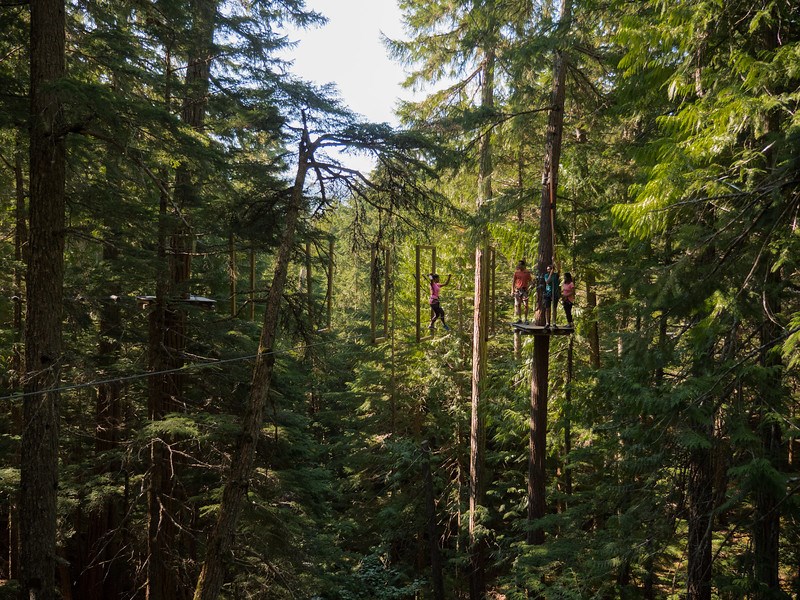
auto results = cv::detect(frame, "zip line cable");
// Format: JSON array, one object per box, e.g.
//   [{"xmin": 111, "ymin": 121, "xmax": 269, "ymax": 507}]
[
  {"xmin": 0, "ymin": 334, "xmax": 374, "ymax": 403},
  {"xmin": 2, "ymin": 308, "xmax": 499, "ymax": 405}
]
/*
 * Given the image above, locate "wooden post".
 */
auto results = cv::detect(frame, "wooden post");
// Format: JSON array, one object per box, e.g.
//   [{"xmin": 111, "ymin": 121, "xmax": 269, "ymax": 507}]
[
  {"xmin": 372, "ymin": 245, "xmax": 391, "ymax": 343},
  {"xmin": 229, "ymin": 234, "xmax": 236, "ymax": 317},
  {"xmin": 415, "ymin": 245, "xmax": 436, "ymax": 342},
  {"xmin": 489, "ymin": 247, "xmax": 496, "ymax": 338},
  {"xmin": 565, "ymin": 336, "xmax": 573, "ymax": 497},
  {"xmin": 249, "ymin": 249, "xmax": 255, "ymax": 321},
  {"xmin": 422, "ymin": 441, "xmax": 445, "ymax": 600},
  {"xmin": 416, "ymin": 245, "xmax": 421, "ymax": 343},
  {"xmin": 383, "ymin": 247, "xmax": 390, "ymax": 337},
  {"xmin": 326, "ymin": 238, "xmax": 334, "ymax": 330},
  {"xmin": 371, "ymin": 245, "xmax": 378, "ymax": 344},
  {"xmin": 306, "ymin": 240, "xmax": 312, "ymax": 328}
]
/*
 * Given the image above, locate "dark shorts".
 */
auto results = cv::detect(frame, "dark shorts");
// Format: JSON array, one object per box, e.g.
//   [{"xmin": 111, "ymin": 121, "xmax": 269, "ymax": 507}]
[
  {"xmin": 430, "ymin": 301, "xmax": 445, "ymax": 318},
  {"xmin": 513, "ymin": 288, "xmax": 529, "ymax": 300}
]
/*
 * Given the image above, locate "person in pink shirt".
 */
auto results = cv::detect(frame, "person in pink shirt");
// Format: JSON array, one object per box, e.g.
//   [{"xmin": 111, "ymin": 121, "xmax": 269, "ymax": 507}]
[
  {"xmin": 561, "ymin": 272, "xmax": 575, "ymax": 326},
  {"xmin": 428, "ymin": 273, "xmax": 451, "ymax": 331}
]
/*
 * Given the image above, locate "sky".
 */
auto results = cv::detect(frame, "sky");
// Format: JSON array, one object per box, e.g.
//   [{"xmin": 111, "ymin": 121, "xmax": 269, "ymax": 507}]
[{"xmin": 284, "ymin": 0, "xmax": 410, "ymax": 126}]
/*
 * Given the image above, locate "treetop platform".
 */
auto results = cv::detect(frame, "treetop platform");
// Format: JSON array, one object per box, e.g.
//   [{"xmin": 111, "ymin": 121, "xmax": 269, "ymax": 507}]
[{"xmin": 511, "ymin": 322, "xmax": 574, "ymax": 336}]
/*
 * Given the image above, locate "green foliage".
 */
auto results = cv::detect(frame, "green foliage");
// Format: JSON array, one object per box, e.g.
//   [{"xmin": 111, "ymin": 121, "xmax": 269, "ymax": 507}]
[{"xmin": 2, "ymin": 0, "xmax": 799, "ymax": 598}]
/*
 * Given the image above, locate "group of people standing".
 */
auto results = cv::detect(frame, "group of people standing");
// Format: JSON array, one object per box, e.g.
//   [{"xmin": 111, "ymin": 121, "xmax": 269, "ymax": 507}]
[
  {"xmin": 425, "ymin": 259, "xmax": 575, "ymax": 333},
  {"xmin": 512, "ymin": 259, "xmax": 574, "ymax": 328}
]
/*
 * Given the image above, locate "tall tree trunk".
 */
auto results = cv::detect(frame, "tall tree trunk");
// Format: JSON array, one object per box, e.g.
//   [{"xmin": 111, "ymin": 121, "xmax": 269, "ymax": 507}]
[
  {"xmin": 147, "ymin": 3, "xmax": 217, "ymax": 598},
  {"xmin": 686, "ymin": 239, "xmax": 718, "ymax": 600},
  {"xmin": 422, "ymin": 441, "xmax": 445, "ymax": 600},
  {"xmin": 20, "ymin": 1, "xmax": 66, "ymax": 598},
  {"xmin": 193, "ymin": 129, "xmax": 312, "ymax": 600},
  {"xmin": 5, "ymin": 133, "xmax": 27, "ymax": 584},
  {"xmin": 76, "ymin": 244, "xmax": 127, "ymax": 600},
  {"xmin": 12, "ymin": 134, "xmax": 26, "ymax": 389},
  {"xmin": 585, "ymin": 269, "xmax": 600, "ymax": 369},
  {"xmin": 753, "ymin": 271, "xmax": 782, "ymax": 597},
  {"xmin": 686, "ymin": 427, "xmax": 713, "ymax": 600},
  {"xmin": 528, "ymin": 0, "xmax": 571, "ymax": 546},
  {"xmin": 752, "ymin": 24, "xmax": 784, "ymax": 586},
  {"xmin": 469, "ymin": 45, "xmax": 494, "ymax": 600},
  {"xmin": 564, "ymin": 337, "xmax": 573, "ymax": 498}
]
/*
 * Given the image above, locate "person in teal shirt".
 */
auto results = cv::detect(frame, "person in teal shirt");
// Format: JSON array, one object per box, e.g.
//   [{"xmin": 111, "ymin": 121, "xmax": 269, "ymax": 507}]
[{"xmin": 543, "ymin": 263, "xmax": 559, "ymax": 327}]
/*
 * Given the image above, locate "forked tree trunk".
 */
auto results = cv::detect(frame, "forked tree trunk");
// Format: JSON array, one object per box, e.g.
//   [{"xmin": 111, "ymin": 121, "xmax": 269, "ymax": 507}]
[
  {"xmin": 193, "ymin": 131, "xmax": 312, "ymax": 600},
  {"xmin": 528, "ymin": 0, "xmax": 571, "ymax": 545},
  {"xmin": 469, "ymin": 45, "xmax": 494, "ymax": 600},
  {"xmin": 20, "ymin": 1, "xmax": 67, "ymax": 598}
]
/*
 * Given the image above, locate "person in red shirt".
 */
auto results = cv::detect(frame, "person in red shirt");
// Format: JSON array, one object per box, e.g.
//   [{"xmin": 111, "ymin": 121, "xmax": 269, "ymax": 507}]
[{"xmin": 512, "ymin": 260, "xmax": 533, "ymax": 324}]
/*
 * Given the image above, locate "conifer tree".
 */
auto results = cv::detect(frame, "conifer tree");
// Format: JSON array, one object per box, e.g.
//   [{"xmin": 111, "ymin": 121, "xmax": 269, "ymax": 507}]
[
  {"xmin": 20, "ymin": 1, "xmax": 66, "ymax": 598},
  {"xmin": 611, "ymin": 0, "xmax": 800, "ymax": 595},
  {"xmin": 528, "ymin": 0, "xmax": 572, "ymax": 546}
]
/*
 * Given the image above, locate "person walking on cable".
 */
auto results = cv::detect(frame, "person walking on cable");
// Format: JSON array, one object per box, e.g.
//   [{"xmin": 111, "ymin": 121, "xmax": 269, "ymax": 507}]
[
  {"xmin": 512, "ymin": 260, "xmax": 533, "ymax": 324},
  {"xmin": 428, "ymin": 273, "xmax": 451, "ymax": 331}
]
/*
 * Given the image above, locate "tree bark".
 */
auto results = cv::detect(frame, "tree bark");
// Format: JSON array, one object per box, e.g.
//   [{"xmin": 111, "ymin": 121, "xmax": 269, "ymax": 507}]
[
  {"xmin": 75, "ymin": 244, "xmax": 127, "ymax": 600},
  {"xmin": 528, "ymin": 0, "xmax": 571, "ymax": 546},
  {"xmin": 585, "ymin": 269, "xmax": 600, "ymax": 369},
  {"xmin": 469, "ymin": 45, "xmax": 494, "ymax": 600},
  {"xmin": 147, "ymin": 4, "xmax": 217, "ymax": 599},
  {"xmin": 687, "ymin": 432, "xmax": 713, "ymax": 600},
  {"xmin": 564, "ymin": 337, "xmax": 573, "ymax": 498},
  {"xmin": 753, "ymin": 272, "xmax": 782, "ymax": 597},
  {"xmin": 5, "ymin": 133, "xmax": 27, "ymax": 584},
  {"xmin": 20, "ymin": 1, "xmax": 67, "ymax": 598},
  {"xmin": 193, "ymin": 130, "xmax": 312, "ymax": 600},
  {"xmin": 422, "ymin": 441, "xmax": 445, "ymax": 600}
]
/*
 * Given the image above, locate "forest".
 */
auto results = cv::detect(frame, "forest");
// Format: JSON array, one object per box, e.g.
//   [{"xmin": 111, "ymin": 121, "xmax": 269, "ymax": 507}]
[{"xmin": 1, "ymin": 0, "xmax": 799, "ymax": 599}]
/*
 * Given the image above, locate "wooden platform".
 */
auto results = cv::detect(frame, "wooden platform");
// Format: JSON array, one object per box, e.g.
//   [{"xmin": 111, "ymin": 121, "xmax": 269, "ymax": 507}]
[{"xmin": 510, "ymin": 322, "xmax": 574, "ymax": 336}]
